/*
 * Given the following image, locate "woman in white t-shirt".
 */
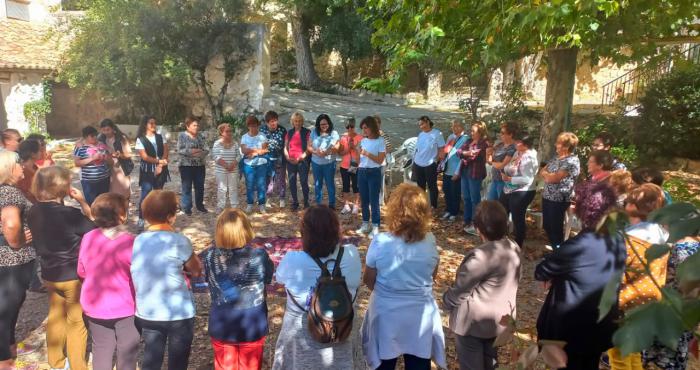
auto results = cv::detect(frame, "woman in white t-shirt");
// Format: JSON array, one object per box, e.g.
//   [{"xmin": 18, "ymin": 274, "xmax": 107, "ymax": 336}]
[
  {"xmin": 411, "ymin": 116, "xmax": 445, "ymax": 209},
  {"xmin": 240, "ymin": 115, "xmax": 269, "ymax": 214},
  {"xmin": 273, "ymin": 206, "xmax": 362, "ymax": 370},
  {"xmin": 309, "ymin": 114, "xmax": 340, "ymax": 209},
  {"xmin": 356, "ymin": 116, "xmax": 386, "ymax": 236},
  {"xmin": 361, "ymin": 183, "xmax": 446, "ymax": 370}
]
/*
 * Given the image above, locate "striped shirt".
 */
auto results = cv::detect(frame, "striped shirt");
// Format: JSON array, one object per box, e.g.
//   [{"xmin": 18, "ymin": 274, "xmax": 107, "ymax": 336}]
[
  {"xmin": 211, "ymin": 139, "xmax": 241, "ymax": 174},
  {"xmin": 74, "ymin": 144, "xmax": 111, "ymax": 182}
]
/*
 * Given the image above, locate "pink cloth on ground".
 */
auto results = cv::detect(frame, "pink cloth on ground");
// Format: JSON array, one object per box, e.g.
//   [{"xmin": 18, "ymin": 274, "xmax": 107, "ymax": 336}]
[{"xmin": 77, "ymin": 228, "xmax": 136, "ymax": 319}]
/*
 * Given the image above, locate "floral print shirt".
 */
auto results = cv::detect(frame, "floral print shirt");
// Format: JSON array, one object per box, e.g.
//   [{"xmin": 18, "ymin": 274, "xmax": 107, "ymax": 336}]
[
  {"xmin": 543, "ymin": 154, "xmax": 580, "ymax": 202},
  {"xmin": 0, "ymin": 185, "xmax": 36, "ymax": 266},
  {"xmin": 260, "ymin": 124, "xmax": 287, "ymax": 160}
]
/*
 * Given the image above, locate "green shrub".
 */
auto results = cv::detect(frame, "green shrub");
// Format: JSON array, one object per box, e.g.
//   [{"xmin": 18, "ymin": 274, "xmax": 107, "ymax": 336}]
[
  {"xmin": 352, "ymin": 76, "xmax": 399, "ymax": 95},
  {"xmin": 481, "ymin": 81, "xmax": 541, "ymax": 139},
  {"xmin": 637, "ymin": 64, "xmax": 700, "ymax": 160},
  {"xmin": 218, "ymin": 113, "xmax": 247, "ymax": 136},
  {"xmin": 575, "ymin": 115, "xmax": 639, "ymax": 169},
  {"xmin": 664, "ymin": 177, "xmax": 700, "ymax": 207}
]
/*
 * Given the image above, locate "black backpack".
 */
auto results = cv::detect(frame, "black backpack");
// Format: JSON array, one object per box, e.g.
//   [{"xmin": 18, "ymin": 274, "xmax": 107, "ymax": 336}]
[{"xmin": 289, "ymin": 246, "xmax": 354, "ymax": 343}]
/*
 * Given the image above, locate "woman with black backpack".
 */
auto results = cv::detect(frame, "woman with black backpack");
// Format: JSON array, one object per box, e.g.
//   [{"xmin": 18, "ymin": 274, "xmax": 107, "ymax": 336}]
[
  {"xmin": 272, "ymin": 206, "xmax": 362, "ymax": 370},
  {"xmin": 98, "ymin": 118, "xmax": 134, "ymax": 200},
  {"xmin": 134, "ymin": 115, "xmax": 170, "ymax": 230}
]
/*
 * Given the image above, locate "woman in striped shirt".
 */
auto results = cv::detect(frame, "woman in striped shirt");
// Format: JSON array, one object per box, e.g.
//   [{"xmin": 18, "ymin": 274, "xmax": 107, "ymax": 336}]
[{"xmin": 211, "ymin": 123, "xmax": 241, "ymax": 213}]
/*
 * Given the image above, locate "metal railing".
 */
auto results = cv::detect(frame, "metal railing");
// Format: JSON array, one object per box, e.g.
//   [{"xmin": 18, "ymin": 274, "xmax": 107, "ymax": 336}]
[{"xmin": 600, "ymin": 43, "xmax": 700, "ymax": 111}]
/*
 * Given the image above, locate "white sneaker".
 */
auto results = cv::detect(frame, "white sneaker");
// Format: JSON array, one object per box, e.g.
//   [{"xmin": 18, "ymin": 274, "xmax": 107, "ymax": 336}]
[
  {"xmin": 279, "ymin": 199, "xmax": 286, "ymax": 208},
  {"xmin": 441, "ymin": 211, "xmax": 451, "ymax": 220},
  {"xmin": 259, "ymin": 204, "xmax": 266, "ymax": 214},
  {"xmin": 464, "ymin": 225, "xmax": 478, "ymax": 235},
  {"xmin": 245, "ymin": 204, "xmax": 254, "ymax": 213},
  {"xmin": 352, "ymin": 205, "xmax": 359, "ymax": 215},
  {"xmin": 448, "ymin": 215, "xmax": 457, "ymax": 222},
  {"xmin": 370, "ymin": 224, "xmax": 380, "ymax": 237},
  {"xmin": 356, "ymin": 222, "xmax": 370, "ymax": 234},
  {"xmin": 341, "ymin": 204, "xmax": 352, "ymax": 214}
]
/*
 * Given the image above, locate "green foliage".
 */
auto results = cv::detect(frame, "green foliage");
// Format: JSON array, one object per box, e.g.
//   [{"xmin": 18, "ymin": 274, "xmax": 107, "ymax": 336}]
[
  {"xmin": 482, "ymin": 81, "xmax": 540, "ymax": 138},
  {"xmin": 218, "ymin": 113, "xmax": 248, "ymax": 137},
  {"xmin": 607, "ymin": 202, "xmax": 700, "ymax": 356},
  {"xmin": 664, "ymin": 178, "xmax": 700, "ymax": 208},
  {"xmin": 313, "ymin": 1, "xmax": 374, "ymax": 84},
  {"xmin": 59, "ymin": 0, "xmax": 251, "ymax": 125},
  {"xmin": 22, "ymin": 80, "xmax": 52, "ymax": 135},
  {"xmin": 352, "ymin": 76, "xmax": 399, "ymax": 95},
  {"xmin": 574, "ymin": 115, "xmax": 639, "ymax": 169},
  {"xmin": 637, "ymin": 63, "xmax": 700, "ymax": 160}
]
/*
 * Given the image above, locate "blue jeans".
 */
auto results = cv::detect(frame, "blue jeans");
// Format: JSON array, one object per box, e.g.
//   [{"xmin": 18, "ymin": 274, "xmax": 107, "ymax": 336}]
[
  {"xmin": 311, "ymin": 161, "xmax": 336, "ymax": 207},
  {"xmin": 461, "ymin": 176, "xmax": 483, "ymax": 224},
  {"xmin": 138, "ymin": 173, "xmax": 165, "ymax": 219},
  {"xmin": 358, "ymin": 167, "xmax": 382, "ymax": 225},
  {"xmin": 81, "ymin": 178, "xmax": 110, "ymax": 205},
  {"xmin": 179, "ymin": 166, "xmax": 205, "ymax": 212},
  {"xmin": 135, "ymin": 318, "xmax": 193, "ymax": 370},
  {"xmin": 243, "ymin": 162, "xmax": 268, "ymax": 205},
  {"xmin": 442, "ymin": 173, "xmax": 461, "ymax": 216},
  {"xmin": 487, "ymin": 179, "xmax": 505, "ymax": 201}
]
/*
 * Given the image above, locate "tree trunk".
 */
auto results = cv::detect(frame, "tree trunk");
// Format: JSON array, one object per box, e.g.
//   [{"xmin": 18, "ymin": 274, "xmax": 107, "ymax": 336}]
[
  {"xmin": 538, "ymin": 48, "xmax": 578, "ymax": 161},
  {"xmin": 342, "ymin": 58, "xmax": 349, "ymax": 86},
  {"xmin": 427, "ymin": 71, "xmax": 442, "ymax": 102},
  {"xmin": 290, "ymin": 14, "xmax": 322, "ymax": 89}
]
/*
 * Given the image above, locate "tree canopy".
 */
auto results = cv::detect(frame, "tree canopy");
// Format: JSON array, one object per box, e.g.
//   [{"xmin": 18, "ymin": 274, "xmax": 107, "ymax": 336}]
[{"xmin": 59, "ymin": 0, "xmax": 252, "ymax": 124}]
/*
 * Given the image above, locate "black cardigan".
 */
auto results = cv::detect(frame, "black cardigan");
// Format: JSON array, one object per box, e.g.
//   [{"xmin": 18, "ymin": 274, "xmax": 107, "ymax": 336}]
[{"xmin": 535, "ymin": 231, "xmax": 626, "ymax": 354}]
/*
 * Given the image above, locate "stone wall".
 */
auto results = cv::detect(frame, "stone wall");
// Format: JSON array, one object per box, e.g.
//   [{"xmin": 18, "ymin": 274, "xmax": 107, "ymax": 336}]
[
  {"xmin": 47, "ymin": 83, "xmax": 120, "ymax": 137},
  {"xmin": 184, "ymin": 23, "xmax": 269, "ymax": 123}
]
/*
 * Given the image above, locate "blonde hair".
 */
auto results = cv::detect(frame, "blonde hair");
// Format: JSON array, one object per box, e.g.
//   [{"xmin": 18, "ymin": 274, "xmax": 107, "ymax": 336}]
[
  {"xmin": 215, "ymin": 209, "xmax": 255, "ymax": 248},
  {"xmin": 556, "ymin": 132, "xmax": 579, "ymax": 152},
  {"xmin": 290, "ymin": 111, "xmax": 305, "ymax": 124},
  {"xmin": 0, "ymin": 151, "xmax": 18, "ymax": 185},
  {"xmin": 32, "ymin": 166, "xmax": 72, "ymax": 201},
  {"xmin": 217, "ymin": 123, "xmax": 231, "ymax": 136},
  {"xmin": 471, "ymin": 121, "xmax": 488, "ymax": 139},
  {"xmin": 385, "ymin": 183, "xmax": 431, "ymax": 243},
  {"xmin": 609, "ymin": 170, "xmax": 633, "ymax": 197}
]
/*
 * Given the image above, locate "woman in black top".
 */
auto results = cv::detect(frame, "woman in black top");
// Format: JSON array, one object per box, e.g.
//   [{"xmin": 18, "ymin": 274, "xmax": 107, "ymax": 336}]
[
  {"xmin": 27, "ymin": 166, "xmax": 95, "ymax": 370},
  {"xmin": 135, "ymin": 115, "xmax": 170, "ymax": 229},
  {"xmin": 535, "ymin": 181, "xmax": 625, "ymax": 369}
]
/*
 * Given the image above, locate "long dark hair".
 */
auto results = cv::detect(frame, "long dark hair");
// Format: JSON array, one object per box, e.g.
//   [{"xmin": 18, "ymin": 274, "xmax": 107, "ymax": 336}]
[
  {"xmin": 136, "ymin": 115, "xmax": 156, "ymax": 138},
  {"xmin": 315, "ymin": 114, "xmax": 333, "ymax": 135},
  {"xmin": 99, "ymin": 118, "xmax": 126, "ymax": 141}
]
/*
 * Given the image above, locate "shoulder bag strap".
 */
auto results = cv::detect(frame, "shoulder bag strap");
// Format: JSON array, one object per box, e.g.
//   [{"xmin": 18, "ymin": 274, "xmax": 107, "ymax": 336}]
[
  {"xmin": 330, "ymin": 246, "xmax": 344, "ymax": 277},
  {"xmin": 286, "ymin": 289, "xmax": 308, "ymax": 312}
]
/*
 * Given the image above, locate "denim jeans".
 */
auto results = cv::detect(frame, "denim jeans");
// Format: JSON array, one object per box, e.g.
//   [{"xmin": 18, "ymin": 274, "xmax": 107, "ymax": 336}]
[
  {"xmin": 286, "ymin": 159, "xmax": 310, "ymax": 207},
  {"xmin": 377, "ymin": 354, "xmax": 431, "ymax": 370},
  {"xmin": 500, "ymin": 190, "xmax": 536, "ymax": 247},
  {"xmin": 358, "ymin": 167, "xmax": 382, "ymax": 225},
  {"xmin": 442, "ymin": 173, "xmax": 461, "ymax": 216},
  {"xmin": 542, "ymin": 198, "xmax": 571, "ymax": 248},
  {"xmin": 135, "ymin": 318, "xmax": 194, "ymax": 370},
  {"xmin": 81, "ymin": 178, "xmax": 110, "ymax": 205},
  {"xmin": 487, "ymin": 179, "xmax": 505, "ymax": 201},
  {"xmin": 138, "ymin": 176, "xmax": 164, "ymax": 219},
  {"xmin": 242, "ymin": 162, "xmax": 268, "ymax": 206},
  {"xmin": 179, "ymin": 165, "xmax": 206, "ymax": 212},
  {"xmin": 461, "ymin": 176, "xmax": 483, "ymax": 224},
  {"xmin": 311, "ymin": 161, "xmax": 336, "ymax": 207}
]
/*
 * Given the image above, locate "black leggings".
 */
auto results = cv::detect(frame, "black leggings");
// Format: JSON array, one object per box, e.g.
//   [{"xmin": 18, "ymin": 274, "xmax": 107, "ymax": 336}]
[
  {"xmin": 411, "ymin": 162, "xmax": 439, "ymax": 208},
  {"xmin": 377, "ymin": 354, "xmax": 431, "ymax": 370},
  {"xmin": 340, "ymin": 167, "xmax": 358, "ymax": 193},
  {"xmin": 542, "ymin": 198, "xmax": 571, "ymax": 247},
  {"xmin": 500, "ymin": 190, "xmax": 536, "ymax": 247},
  {"xmin": 0, "ymin": 260, "xmax": 35, "ymax": 360}
]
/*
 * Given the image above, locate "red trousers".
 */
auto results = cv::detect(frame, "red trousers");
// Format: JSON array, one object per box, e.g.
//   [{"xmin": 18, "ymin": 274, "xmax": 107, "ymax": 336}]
[{"xmin": 211, "ymin": 336, "xmax": 265, "ymax": 370}]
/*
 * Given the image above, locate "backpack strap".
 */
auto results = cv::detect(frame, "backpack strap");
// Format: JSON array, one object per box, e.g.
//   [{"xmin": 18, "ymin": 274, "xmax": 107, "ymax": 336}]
[
  {"xmin": 287, "ymin": 289, "xmax": 308, "ymax": 312},
  {"xmin": 331, "ymin": 246, "xmax": 344, "ymax": 278}
]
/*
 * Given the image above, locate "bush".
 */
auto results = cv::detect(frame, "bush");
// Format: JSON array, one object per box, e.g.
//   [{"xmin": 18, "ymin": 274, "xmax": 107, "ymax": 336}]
[
  {"xmin": 575, "ymin": 115, "xmax": 639, "ymax": 169},
  {"xmin": 637, "ymin": 64, "xmax": 700, "ymax": 160},
  {"xmin": 481, "ymin": 81, "xmax": 541, "ymax": 139},
  {"xmin": 352, "ymin": 76, "xmax": 399, "ymax": 95}
]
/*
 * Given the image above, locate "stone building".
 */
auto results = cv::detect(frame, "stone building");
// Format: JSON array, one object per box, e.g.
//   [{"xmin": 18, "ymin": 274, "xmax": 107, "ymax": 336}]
[{"xmin": 0, "ymin": 0, "xmax": 271, "ymax": 138}]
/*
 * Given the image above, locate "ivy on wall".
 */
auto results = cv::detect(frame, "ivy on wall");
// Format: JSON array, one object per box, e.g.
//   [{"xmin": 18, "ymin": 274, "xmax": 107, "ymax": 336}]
[{"xmin": 23, "ymin": 80, "xmax": 52, "ymax": 134}]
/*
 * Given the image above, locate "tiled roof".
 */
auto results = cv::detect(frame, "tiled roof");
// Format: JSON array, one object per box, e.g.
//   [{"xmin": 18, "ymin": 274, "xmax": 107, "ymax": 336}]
[{"xmin": 0, "ymin": 18, "xmax": 65, "ymax": 70}]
